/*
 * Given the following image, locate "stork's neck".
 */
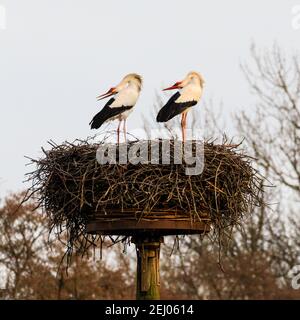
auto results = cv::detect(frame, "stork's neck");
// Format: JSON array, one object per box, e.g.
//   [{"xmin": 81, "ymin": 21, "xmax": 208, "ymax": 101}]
[
  {"xmin": 128, "ymin": 80, "xmax": 141, "ymax": 93},
  {"xmin": 179, "ymin": 81, "xmax": 202, "ymax": 102}
]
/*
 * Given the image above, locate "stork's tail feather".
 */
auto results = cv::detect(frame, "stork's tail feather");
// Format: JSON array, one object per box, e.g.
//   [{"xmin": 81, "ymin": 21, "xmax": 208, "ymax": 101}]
[
  {"xmin": 156, "ymin": 101, "xmax": 197, "ymax": 123},
  {"xmin": 89, "ymin": 101, "xmax": 133, "ymax": 130},
  {"xmin": 89, "ymin": 112, "xmax": 107, "ymax": 129},
  {"xmin": 156, "ymin": 106, "xmax": 175, "ymax": 122}
]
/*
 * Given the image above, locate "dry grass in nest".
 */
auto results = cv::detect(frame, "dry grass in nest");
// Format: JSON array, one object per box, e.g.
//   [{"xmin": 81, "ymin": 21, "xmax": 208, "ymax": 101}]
[{"xmin": 26, "ymin": 136, "xmax": 263, "ymax": 260}]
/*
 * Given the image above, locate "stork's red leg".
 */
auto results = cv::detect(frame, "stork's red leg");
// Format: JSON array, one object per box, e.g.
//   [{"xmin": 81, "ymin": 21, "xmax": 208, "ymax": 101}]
[
  {"xmin": 181, "ymin": 113, "xmax": 185, "ymax": 143},
  {"xmin": 184, "ymin": 112, "xmax": 187, "ymax": 142},
  {"xmin": 123, "ymin": 119, "xmax": 127, "ymax": 143},
  {"xmin": 181, "ymin": 112, "xmax": 188, "ymax": 143}
]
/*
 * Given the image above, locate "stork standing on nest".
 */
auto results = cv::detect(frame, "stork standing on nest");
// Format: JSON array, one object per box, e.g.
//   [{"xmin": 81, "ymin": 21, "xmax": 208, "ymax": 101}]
[
  {"xmin": 90, "ymin": 73, "xmax": 142, "ymax": 144},
  {"xmin": 156, "ymin": 71, "xmax": 205, "ymax": 142}
]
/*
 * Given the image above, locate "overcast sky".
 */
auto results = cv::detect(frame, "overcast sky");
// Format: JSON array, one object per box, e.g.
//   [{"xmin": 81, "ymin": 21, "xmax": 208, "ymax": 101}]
[{"xmin": 0, "ymin": 0, "xmax": 299, "ymax": 197}]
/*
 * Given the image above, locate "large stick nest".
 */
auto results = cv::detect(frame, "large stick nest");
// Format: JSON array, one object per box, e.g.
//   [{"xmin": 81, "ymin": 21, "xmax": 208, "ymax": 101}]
[{"xmin": 27, "ymin": 137, "xmax": 263, "ymax": 258}]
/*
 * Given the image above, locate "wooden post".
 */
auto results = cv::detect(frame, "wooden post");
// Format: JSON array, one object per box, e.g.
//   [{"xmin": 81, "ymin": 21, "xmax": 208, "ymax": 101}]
[{"xmin": 132, "ymin": 236, "xmax": 163, "ymax": 300}]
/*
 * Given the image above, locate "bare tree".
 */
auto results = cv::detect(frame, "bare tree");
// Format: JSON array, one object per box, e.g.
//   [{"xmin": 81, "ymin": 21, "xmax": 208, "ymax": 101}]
[
  {"xmin": 0, "ymin": 193, "xmax": 135, "ymax": 299},
  {"xmin": 161, "ymin": 203, "xmax": 300, "ymax": 299},
  {"xmin": 0, "ymin": 192, "xmax": 49, "ymax": 299},
  {"xmin": 236, "ymin": 44, "xmax": 300, "ymax": 204}
]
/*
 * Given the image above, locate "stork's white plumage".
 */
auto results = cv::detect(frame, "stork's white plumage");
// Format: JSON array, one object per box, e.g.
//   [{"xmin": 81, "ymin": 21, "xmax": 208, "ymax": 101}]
[
  {"xmin": 156, "ymin": 71, "xmax": 205, "ymax": 142},
  {"xmin": 90, "ymin": 73, "xmax": 142, "ymax": 143}
]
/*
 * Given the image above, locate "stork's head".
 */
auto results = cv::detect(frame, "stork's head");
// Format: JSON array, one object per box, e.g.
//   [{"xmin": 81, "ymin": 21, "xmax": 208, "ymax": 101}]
[
  {"xmin": 97, "ymin": 73, "xmax": 143, "ymax": 100},
  {"xmin": 120, "ymin": 73, "xmax": 143, "ymax": 91},
  {"xmin": 163, "ymin": 71, "xmax": 205, "ymax": 91}
]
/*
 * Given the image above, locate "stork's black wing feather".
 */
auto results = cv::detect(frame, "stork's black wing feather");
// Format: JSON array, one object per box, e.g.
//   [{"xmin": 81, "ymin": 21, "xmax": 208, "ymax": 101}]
[
  {"xmin": 156, "ymin": 92, "xmax": 197, "ymax": 122},
  {"xmin": 89, "ymin": 98, "xmax": 133, "ymax": 129}
]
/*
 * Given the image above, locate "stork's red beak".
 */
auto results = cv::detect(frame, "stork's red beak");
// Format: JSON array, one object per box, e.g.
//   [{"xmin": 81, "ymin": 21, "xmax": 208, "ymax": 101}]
[
  {"xmin": 163, "ymin": 81, "xmax": 182, "ymax": 91},
  {"xmin": 96, "ymin": 87, "xmax": 116, "ymax": 100}
]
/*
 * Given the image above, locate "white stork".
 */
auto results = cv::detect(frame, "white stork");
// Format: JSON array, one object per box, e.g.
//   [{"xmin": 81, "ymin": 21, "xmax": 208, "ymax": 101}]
[
  {"xmin": 90, "ymin": 73, "xmax": 142, "ymax": 144},
  {"xmin": 156, "ymin": 71, "xmax": 205, "ymax": 142}
]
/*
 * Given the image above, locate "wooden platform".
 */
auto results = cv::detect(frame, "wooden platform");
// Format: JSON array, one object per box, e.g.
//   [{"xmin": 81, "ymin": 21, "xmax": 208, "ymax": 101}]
[{"xmin": 86, "ymin": 209, "xmax": 211, "ymax": 236}]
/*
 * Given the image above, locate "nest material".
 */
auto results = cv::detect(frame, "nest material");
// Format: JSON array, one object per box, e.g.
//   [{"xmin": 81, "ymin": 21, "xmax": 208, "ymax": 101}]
[{"xmin": 27, "ymin": 138, "xmax": 263, "ymax": 257}]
